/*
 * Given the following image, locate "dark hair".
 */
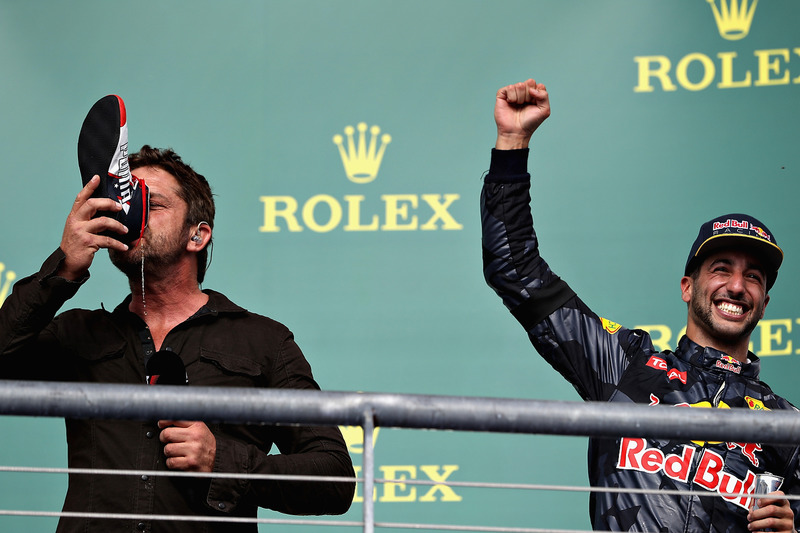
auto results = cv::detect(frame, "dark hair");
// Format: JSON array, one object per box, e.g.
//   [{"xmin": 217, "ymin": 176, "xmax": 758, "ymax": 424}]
[{"xmin": 129, "ymin": 145, "xmax": 215, "ymax": 284}]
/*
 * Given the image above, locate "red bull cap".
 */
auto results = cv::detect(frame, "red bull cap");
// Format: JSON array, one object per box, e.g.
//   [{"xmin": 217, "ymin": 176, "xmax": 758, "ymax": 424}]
[{"xmin": 685, "ymin": 213, "xmax": 783, "ymax": 290}]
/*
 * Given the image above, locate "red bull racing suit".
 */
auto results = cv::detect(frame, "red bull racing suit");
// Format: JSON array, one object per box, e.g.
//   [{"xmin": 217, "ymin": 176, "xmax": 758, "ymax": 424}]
[{"xmin": 481, "ymin": 148, "xmax": 800, "ymax": 532}]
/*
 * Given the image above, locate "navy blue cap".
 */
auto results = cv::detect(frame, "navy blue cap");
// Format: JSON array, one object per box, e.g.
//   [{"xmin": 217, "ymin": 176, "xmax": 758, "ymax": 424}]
[{"xmin": 685, "ymin": 213, "xmax": 783, "ymax": 290}]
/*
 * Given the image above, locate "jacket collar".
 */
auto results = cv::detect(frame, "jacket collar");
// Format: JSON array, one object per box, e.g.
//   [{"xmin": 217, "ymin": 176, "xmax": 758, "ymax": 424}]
[
  {"xmin": 111, "ymin": 289, "xmax": 248, "ymax": 372},
  {"xmin": 112, "ymin": 288, "xmax": 246, "ymax": 320},
  {"xmin": 195, "ymin": 289, "xmax": 246, "ymax": 316},
  {"xmin": 676, "ymin": 335, "xmax": 760, "ymax": 379}
]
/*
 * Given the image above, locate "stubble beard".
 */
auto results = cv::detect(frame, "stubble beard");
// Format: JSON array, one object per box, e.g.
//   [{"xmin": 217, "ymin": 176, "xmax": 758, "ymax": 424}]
[
  {"xmin": 109, "ymin": 229, "xmax": 185, "ymax": 281},
  {"xmin": 689, "ymin": 291, "xmax": 761, "ymax": 346}
]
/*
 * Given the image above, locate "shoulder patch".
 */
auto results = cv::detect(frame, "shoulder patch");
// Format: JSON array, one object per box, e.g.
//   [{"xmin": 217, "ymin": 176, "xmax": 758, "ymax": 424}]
[
  {"xmin": 600, "ymin": 317, "xmax": 622, "ymax": 334},
  {"xmin": 745, "ymin": 396, "xmax": 770, "ymax": 411}
]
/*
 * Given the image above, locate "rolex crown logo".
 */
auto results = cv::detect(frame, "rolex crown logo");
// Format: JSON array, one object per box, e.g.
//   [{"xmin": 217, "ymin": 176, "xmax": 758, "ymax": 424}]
[
  {"xmin": 332, "ymin": 123, "xmax": 391, "ymax": 184},
  {"xmin": 0, "ymin": 263, "xmax": 17, "ymax": 306},
  {"xmin": 706, "ymin": 0, "xmax": 758, "ymax": 41}
]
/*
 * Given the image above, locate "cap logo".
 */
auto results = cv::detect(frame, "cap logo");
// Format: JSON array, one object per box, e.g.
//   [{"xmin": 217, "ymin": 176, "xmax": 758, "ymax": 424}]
[
  {"xmin": 751, "ymin": 225, "xmax": 770, "ymax": 240},
  {"xmin": 712, "ymin": 218, "xmax": 773, "ymax": 242}
]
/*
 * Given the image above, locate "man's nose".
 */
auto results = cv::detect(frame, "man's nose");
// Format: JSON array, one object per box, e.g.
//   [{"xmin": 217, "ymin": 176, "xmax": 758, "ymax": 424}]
[{"xmin": 726, "ymin": 271, "xmax": 746, "ymax": 295}]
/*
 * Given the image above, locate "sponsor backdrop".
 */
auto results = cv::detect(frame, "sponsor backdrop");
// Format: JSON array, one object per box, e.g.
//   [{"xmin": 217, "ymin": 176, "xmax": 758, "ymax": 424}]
[{"xmin": 0, "ymin": 1, "xmax": 798, "ymax": 530}]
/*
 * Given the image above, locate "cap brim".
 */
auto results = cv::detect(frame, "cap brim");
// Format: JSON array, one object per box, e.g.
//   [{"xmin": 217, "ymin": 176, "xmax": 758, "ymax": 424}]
[{"xmin": 692, "ymin": 233, "xmax": 783, "ymax": 274}]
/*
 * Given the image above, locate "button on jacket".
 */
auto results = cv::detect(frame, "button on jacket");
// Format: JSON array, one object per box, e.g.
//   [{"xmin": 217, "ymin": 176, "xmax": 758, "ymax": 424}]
[{"xmin": 0, "ymin": 249, "xmax": 355, "ymax": 533}]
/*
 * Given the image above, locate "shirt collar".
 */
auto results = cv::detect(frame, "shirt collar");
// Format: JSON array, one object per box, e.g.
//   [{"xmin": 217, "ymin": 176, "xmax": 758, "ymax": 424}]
[{"xmin": 676, "ymin": 335, "xmax": 760, "ymax": 378}]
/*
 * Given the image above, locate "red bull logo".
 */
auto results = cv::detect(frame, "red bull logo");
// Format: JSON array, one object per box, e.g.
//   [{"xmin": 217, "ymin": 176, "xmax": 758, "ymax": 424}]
[
  {"xmin": 617, "ymin": 437, "xmax": 758, "ymax": 510},
  {"xmin": 715, "ymin": 354, "xmax": 742, "ymax": 374},
  {"xmin": 649, "ymin": 399, "xmax": 766, "ymax": 469},
  {"xmin": 713, "ymin": 218, "xmax": 749, "ymax": 231},
  {"xmin": 726, "ymin": 442, "xmax": 762, "ymax": 467},
  {"xmin": 710, "ymin": 219, "xmax": 773, "ymax": 242},
  {"xmin": 751, "ymin": 225, "xmax": 772, "ymax": 241}
]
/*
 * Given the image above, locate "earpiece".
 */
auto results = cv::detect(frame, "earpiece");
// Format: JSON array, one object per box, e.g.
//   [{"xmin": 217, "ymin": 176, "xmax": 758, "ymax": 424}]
[{"xmin": 190, "ymin": 221, "xmax": 209, "ymax": 244}]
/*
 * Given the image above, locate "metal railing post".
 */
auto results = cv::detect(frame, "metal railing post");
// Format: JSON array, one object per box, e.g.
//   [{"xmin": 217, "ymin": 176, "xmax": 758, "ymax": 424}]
[{"xmin": 362, "ymin": 407, "xmax": 375, "ymax": 533}]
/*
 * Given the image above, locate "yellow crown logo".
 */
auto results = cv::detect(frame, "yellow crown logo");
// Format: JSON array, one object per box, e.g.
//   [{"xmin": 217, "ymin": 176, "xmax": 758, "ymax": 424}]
[
  {"xmin": 0, "ymin": 262, "xmax": 17, "ymax": 306},
  {"xmin": 332, "ymin": 123, "xmax": 391, "ymax": 184},
  {"xmin": 706, "ymin": 0, "xmax": 758, "ymax": 41},
  {"xmin": 339, "ymin": 425, "xmax": 381, "ymax": 454}
]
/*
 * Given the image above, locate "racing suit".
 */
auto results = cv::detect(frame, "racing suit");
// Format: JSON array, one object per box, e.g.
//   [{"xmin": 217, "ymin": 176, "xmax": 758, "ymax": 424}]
[{"xmin": 481, "ymin": 148, "xmax": 800, "ymax": 532}]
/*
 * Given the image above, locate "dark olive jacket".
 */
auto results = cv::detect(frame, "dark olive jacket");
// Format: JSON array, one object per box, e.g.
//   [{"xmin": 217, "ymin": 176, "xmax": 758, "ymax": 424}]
[{"xmin": 0, "ymin": 249, "xmax": 355, "ymax": 533}]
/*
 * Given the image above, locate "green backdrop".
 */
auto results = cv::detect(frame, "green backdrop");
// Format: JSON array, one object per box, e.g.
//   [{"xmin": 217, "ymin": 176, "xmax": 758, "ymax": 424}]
[{"xmin": 1, "ymin": 1, "xmax": 798, "ymax": 530}]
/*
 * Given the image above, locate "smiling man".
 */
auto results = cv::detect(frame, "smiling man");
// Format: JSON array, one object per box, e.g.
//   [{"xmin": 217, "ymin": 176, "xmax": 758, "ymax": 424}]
[
  {"xmin": 682, "ymin": 218, "xmax": 782, "ymax": 364},
  {"xmin": 481, "ymin": 78, "xmax": 799, "ymax": 532}
]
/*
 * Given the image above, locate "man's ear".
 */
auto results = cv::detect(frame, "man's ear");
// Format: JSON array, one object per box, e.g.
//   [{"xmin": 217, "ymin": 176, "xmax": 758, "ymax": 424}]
[
  {"xmin": 186, "ymin": 221, "xmax": 211, "ymax": 251},
  {"xmin": 680, "ymin": 276, "xmax": 693, "ymax": 304},
  {"xmin": 760, "ymin": 294, "xmax": 770, "ymax": 319}
]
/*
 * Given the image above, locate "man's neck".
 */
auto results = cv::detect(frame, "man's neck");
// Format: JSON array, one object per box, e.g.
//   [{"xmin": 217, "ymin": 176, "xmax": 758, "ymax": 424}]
[
  {"xmin": 684, "ymin": 326, "xmax": 750, "ymax": 363},
  {"xmin": 127, "ymin": 269, "xmax": 209, "ymax": 352},
  {"xmin": 126, "ymin": 264, "xmax": 208, "ymax": 323}
]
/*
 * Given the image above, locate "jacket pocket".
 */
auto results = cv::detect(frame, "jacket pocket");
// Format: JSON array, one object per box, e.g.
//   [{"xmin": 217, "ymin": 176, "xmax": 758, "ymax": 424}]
[
  {"xmin": 64, "ymin": 325, "xmax": 128, "ymax": 382},
  {"xmin": 60, "ymin": 310, "xmax": 127, "ymax": 363},
  {"xmin": 193, "ymin": 348, "xmax": 262, "ymax": 387},
  {"xmin": 71, "ymin": 340, "xmax": 126, "ymax": 363}
]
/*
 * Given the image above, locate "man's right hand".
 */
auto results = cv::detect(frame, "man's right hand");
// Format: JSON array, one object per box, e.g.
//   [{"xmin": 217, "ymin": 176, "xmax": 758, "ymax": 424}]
[
  {"xmin": 747, "ymin": 491, "xmax": 796, "ymax": 533},
  {"xmin": 57, "ymin": 175, "xmax": 130, "ymax": 281},
  {"xmin": 495, "ymin": 78, "xmax": 551, "ymax": 150}
]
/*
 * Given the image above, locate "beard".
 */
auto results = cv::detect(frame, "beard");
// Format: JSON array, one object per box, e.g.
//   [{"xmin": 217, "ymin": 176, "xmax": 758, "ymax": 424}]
[
  {"xmin": 109, "ymin": 226, "xmax": 186, "ymax": 281},
  {"xmin": 689, "ymin": 290, "xmax": 762, "ymax": 346}
]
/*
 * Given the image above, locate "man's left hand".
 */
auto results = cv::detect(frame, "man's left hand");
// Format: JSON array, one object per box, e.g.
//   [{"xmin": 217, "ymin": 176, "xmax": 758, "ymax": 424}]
[
  {"xmin": 158, "ymin": 420, "xmax": 217, "ymax": 472},
  {"xmin": 747, "ymin": 491, "xmax": 796, "ymax": 533}
]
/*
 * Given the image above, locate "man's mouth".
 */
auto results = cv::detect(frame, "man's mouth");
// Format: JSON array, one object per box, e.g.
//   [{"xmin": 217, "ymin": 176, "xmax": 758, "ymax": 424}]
[{"xmin": 716, "ymin": 301, "xmax": 744, "ymax": 316}]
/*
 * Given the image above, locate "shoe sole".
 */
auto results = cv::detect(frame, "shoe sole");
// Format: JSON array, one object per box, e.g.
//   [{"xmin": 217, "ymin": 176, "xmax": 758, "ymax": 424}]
[{"xmin": 77, "ymin": 95, "xmax": 148, "ymax": 244}]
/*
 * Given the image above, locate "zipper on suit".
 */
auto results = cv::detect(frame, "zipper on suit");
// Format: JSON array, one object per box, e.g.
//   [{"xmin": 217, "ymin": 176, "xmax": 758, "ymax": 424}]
[{"xmin": 712, "ymin": 380, "xmax": 727, "ymax": 407}]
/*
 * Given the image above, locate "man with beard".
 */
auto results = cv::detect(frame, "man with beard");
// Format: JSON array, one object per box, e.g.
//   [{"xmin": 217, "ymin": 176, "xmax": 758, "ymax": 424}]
[
  {"xmin": 0, "ymin": 146, "xmax": 355, "ymax": 532},
  {"xmin": 481, "ymin": 79, "xmax": 799, "ymax": 532}
]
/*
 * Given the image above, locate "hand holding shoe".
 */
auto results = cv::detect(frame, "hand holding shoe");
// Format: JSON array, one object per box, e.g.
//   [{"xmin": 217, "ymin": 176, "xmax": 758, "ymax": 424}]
[{"xmin": 57, "ymin": 175, "xmax": 130, "ymax": 281}]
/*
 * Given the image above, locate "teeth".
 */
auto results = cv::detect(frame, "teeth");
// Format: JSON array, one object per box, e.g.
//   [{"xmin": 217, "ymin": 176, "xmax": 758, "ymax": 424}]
[{"xmin": 717, "ymin": 302, "xmax": 743, "ymax": 315}]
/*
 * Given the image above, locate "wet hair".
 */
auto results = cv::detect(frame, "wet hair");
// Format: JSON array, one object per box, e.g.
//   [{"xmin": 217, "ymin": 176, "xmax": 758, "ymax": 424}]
[{"xmin": 129, "ymin": 145, "xmax": 215, "ymax": 284}]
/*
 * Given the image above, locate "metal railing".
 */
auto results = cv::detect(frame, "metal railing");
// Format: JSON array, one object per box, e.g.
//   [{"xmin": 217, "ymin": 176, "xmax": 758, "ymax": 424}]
[{"xmin": 1, "ymin": 379, "xmax": 799, "ymax": 532}]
